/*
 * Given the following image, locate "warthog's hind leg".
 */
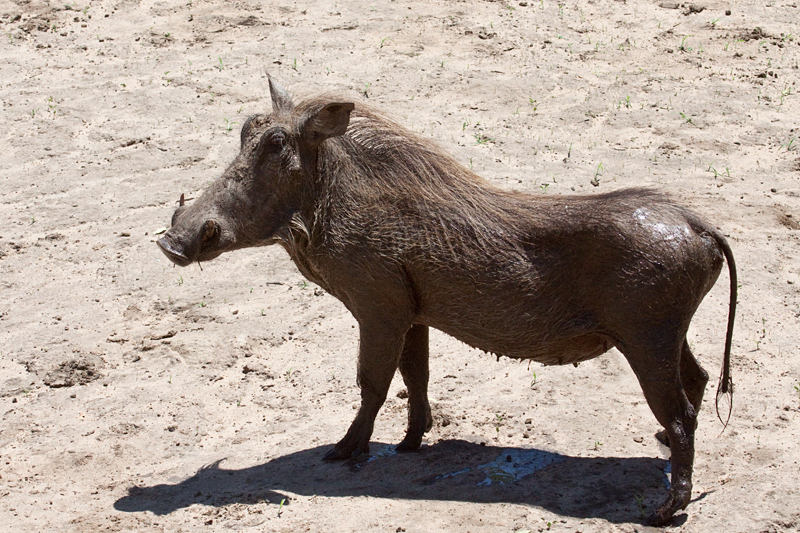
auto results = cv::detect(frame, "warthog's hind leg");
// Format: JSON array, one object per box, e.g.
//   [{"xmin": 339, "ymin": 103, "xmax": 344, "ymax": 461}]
[
  {"xmin": 396, "ymin": 324, "xmax": 433, "ymax": 452},
  {"xmin": 655, "ymin": 339, "xmax": 709, "ymax": 447},
  {"xmin": 323, "ymin": 320, "xmax": 406, "ymax": 461},
  {"xmin": 623, "ymin": 338, "xmax": 698, "ymax": 526}
]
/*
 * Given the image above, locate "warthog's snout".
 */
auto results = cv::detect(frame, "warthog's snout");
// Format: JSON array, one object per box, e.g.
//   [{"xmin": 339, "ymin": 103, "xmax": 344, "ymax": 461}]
[{"xmin": 157, "ymin": 219, "xmax": 221, "ymax": 267}]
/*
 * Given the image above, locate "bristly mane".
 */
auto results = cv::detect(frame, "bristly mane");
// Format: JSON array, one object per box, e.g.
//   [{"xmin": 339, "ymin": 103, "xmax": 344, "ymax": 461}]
[{"xmin": 294, "ymin": 95, "xmax": 668, "ymax": 262}]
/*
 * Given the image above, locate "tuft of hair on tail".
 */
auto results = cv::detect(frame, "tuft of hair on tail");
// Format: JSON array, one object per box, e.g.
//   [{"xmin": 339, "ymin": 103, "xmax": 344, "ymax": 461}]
[{"xmin": 713, "ymin": 228, "xmax": 737, "ymax": 431}]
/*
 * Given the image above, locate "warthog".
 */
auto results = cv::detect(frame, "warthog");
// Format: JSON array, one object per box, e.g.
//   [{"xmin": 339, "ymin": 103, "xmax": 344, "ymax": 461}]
[{"xmin": 157, "ymin": 77, "xmax": 736, "ymax": 526}]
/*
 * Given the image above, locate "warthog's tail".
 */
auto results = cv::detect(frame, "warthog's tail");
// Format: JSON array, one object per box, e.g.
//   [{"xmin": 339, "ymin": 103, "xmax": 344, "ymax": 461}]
[{"xmin": 711, "ymin": 229, "xmax": 737, "ymax": 429}]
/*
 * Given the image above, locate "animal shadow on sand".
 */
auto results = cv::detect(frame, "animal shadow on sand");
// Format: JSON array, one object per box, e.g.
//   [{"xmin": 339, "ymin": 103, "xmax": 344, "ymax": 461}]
[{"xmin": 114, "ymin": 439, "xmax": 698, "ymax": 525}]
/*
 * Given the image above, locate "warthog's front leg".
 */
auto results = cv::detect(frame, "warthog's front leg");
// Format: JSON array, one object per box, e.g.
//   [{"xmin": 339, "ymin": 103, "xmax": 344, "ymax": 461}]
[
  {"xmin": 396, "ymin": 324, "xmax": 432, "ymax": 452},
  {"xmin": 323, "ymin": 320, "xmax": 407, "ymax": 461}
]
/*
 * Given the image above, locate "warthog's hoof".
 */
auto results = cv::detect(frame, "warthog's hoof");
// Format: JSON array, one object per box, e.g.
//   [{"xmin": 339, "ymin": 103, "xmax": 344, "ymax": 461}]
[
  {"xmin": 646, "ymin": 488, "xmax": 691, "ymax": 526},
  {"xmin": 395, "ymin": 408, "xmax": 431, "ymax": 452},
  {"xmin": 655, "ymin": 429, "xmax": 670, "ymax": 447},
  {"xmin": 322, "ymin": 447, "xmax": 349, "ymax": 461},
  {"xmin": 323, "ymin": 443, "xmax": 369, "ymax": 461},
  {"xmin": 394, "ymin": 436, "xmax": 422, "ymax": 453}
]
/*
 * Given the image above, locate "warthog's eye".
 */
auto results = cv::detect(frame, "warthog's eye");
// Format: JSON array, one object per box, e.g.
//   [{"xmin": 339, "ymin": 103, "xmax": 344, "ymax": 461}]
[{"xmin": 255, "ymin": 129, "xmax": 288, "ymax": 168}]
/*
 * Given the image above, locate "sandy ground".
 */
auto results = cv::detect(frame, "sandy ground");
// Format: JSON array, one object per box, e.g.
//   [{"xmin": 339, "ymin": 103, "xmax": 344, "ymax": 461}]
[{"xmin": 1, "ymin": 0, "xmax": 799, "ymax": 531}]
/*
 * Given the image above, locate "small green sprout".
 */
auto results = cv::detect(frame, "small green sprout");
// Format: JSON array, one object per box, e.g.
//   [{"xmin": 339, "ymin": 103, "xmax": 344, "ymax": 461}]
[
  {"xmin": 223, "ymin": 118, "xmax": 239, "ymax": 132},
  {"xmin": 494, "ymin": 413, "xmax": 505, "ymax": 434},
  {"xmin": 590, "ymin": 162, "xmax": 603, "ymax": 187},
  {"xmin": 473, "ymin": 133, "xmax": 494, "ymax": 145},
  {"xmin": 780, "ymin": 87, "xmax": 794, "ymax": 106},
  {"xmin": 780, "ymin": 137, "xmax": 796, "ymax": 151}
]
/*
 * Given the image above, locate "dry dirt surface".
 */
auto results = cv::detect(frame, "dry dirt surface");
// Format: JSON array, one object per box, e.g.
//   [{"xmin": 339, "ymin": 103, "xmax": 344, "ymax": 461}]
[{"xmin": 1, "ymin": 0, "xmax": 799, "ymax": 531}]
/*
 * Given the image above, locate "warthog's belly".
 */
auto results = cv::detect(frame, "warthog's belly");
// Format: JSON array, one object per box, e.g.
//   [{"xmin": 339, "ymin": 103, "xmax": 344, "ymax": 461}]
[{"xmin": 422, "ymin": 312, "xmax": 616, "ymax": 366}]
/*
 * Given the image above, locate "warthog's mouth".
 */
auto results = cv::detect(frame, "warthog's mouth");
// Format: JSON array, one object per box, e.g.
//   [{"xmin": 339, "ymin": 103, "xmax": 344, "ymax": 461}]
[{"xmin": 156, "ymin": 237, "xmax": 192, "ymax": 267}]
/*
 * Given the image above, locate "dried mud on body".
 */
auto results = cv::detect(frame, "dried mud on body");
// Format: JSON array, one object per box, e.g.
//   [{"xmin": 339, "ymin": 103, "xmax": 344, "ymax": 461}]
[{"xmin": 1, "ymin": 1, "xmax": 799, "ymax": 532}]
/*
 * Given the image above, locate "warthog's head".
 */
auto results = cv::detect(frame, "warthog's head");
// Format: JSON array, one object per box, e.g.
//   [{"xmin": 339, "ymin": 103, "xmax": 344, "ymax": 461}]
[{"xmin": 157, "ymin": 77, "xmax": 354, "ymax": 267}]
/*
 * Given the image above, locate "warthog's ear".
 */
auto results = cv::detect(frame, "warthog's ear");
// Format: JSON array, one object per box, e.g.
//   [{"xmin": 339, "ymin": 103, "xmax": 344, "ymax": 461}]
[
  {"xmin": 267, "ymin": 74, "xmax": 294, "ymax": 113},
  {"xmin": 302, "ymin": 102, "xmax": 355, "ymax": 143}
]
